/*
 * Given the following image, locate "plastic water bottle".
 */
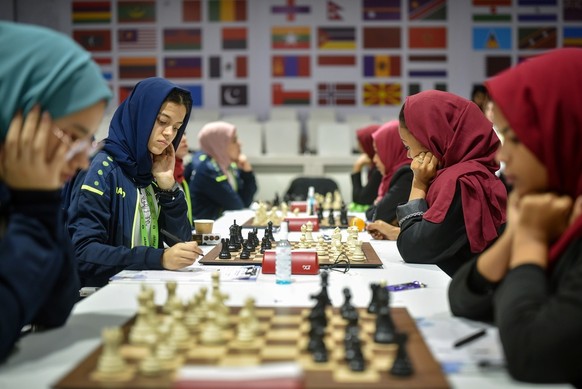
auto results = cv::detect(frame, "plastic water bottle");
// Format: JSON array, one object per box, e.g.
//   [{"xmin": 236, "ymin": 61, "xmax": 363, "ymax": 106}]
[
  {"xmin": 307, "ymin": 186, "xmax": 315, "ymax": 216},
  {"xmin": 275, "ymin": 221, "xmax": 292, "ymax": 284}
]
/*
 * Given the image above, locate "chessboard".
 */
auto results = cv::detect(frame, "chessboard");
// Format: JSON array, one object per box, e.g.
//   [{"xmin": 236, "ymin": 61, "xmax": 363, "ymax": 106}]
[
  {"xmin": 53, "ymin": 307, "xmax": 448, "ymax": 389},
  {"xmin": 199, "ymin": 240, "xmax": 383, "ymax": 268},
  {"xmin": 243, "ymin": 215, "xmax": 356, "ymax": 229}
]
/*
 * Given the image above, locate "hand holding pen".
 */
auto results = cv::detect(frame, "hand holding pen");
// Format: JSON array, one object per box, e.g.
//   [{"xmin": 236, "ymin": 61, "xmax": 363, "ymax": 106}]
[{"xmin": 160, "ymin": 229, "xmax": 203, "ymax": 270}]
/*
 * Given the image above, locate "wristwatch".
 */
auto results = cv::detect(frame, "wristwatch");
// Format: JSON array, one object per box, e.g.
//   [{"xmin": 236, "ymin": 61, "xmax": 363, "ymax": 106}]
[{"xmin": 157, "ymin": 182, "xmax": 181, "ymax": 193}]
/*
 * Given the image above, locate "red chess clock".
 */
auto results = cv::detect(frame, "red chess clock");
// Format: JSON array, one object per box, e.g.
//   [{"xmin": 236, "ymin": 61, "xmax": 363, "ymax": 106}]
[
  {"xmin": 284, "ymin": 216, "xmax": 320, "ymax": 232},
  {"xmin": 262, "ymin": 250, "xmax": 320, "ymax": 275}
]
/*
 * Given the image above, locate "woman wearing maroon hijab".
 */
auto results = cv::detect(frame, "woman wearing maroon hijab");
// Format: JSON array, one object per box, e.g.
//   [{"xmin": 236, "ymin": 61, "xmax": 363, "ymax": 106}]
[
  {"xmin": 395, "ymin": 90, "xmax": 507, "ymax": 276},
  {"xmin": 365, "ymin": 121, "xmax": 412, "ymax": 236},
  {"xmin": 449, "ymin": 48, "xmax": 582, "ymax": 386},
  {"xmin": 350, "ymin": 124, "xmax": 382, "ymax": 209}
]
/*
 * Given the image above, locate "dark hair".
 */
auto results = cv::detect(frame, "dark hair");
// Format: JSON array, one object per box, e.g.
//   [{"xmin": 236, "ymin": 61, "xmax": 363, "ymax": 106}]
[
  {"xmin": 398, "ymin": 103, "xmax": 407, "ymax": 129},
  {"xmin": 471, "ymin": 84, "xmax": 488, "ymax": 100},
  {"xmin": 165, "ymin": 88, "xmax": 192, "ymax": 114}
]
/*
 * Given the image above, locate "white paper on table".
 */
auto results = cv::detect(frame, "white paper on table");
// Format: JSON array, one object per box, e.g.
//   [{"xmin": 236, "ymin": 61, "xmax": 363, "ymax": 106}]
[{"xmin": 110, "ymin": 265, "xmax": 260, "ymax": 283}]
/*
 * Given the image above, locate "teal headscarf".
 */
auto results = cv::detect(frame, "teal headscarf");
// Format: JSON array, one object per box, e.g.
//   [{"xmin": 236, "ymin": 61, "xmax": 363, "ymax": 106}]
[{"xmin": 0, "ymin": 22, "xmax": 112, "ymax": 141}]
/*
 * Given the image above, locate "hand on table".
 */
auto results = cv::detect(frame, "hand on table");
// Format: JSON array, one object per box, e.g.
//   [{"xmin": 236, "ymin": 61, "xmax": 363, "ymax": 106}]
[
  {"xmin": 162, "ymin": 241, "xmax": 202, "ymax": 270},
  {"xmin": 367, "ymin": 220, "xmax": 400, "ymax": 241}
]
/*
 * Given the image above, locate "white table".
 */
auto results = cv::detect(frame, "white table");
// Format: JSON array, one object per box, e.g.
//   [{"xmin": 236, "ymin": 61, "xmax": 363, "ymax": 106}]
[{"xmin": 0, "ymin": 210, "xmax": 570, "ymax": 389}]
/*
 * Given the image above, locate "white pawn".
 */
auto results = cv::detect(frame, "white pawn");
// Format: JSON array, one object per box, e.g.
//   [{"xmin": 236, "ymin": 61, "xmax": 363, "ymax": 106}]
[
  {"xmin": 352, "ymin": 239, "xmax": 365, "ymax": 262},
  {"xmin": 305, "ymin": 221, "xmax": 315, "ymax": 243},
  {"xmin": 316, "ymin": 235, "xmax": 327, "ymax": 258},
  {"xmin": 95, "ymin": 327, "xmax": 127, "ymax": 376},
  {"xmin": 163, "ymin": 280, "xmax": 179, "ymax": 314},
  {"xmin": 299, "ymin": 232, "xmax": 309, "ymax": 248}
]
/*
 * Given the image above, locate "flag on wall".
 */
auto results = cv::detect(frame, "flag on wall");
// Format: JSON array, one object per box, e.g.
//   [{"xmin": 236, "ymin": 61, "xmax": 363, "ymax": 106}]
[
  {"xmin": 317, "ymin": 55, "xmax": 356, "ymax": 66},
  {"xmin": 271, "ymin": 0, "xmax": 310, "ymax": 21},
  {"xmin": 485, "ymin": 55, "xmax": 511, "ymax": 76},
  {"xmin": 272, "ymin": 56, "xmax": 310, "ymax": 77},
  {"xmin": 517, "ymin": 0, "xmax": 556, "ymax": 5},
  {"xmin": 272, "ymin": 26, "xmax": 310, "ymax": 49},
  {"xmin": 408, "ymin": 83, "xmax": 421, "ymax": 96},
  {"xmin": 472, "ymin": 11, "xmax": 511, "ymax": 22},
  {"xmin": 318, "ymin": 83, "xmax": 356, "ymax": 105},
  {"xmin": 180, "ymin": 85, "xmax": 203, "ymax": 107},
  {"xmin": 118, "ymin": 28, "xmax": 156, "ymax": 50},
  {"xmin": 164, "ymin": 28, "xmax": 201, "ymax": 50},
  {"xmin": 518, "ymin": 27, "xmax": 556, "ymax": 49},
  {"xmin": 73, "ymin": 29, "xmax": 112, "ymax": 51},
  {"xmin": 408, "ymin": 0, "xmax": 447, "ymax": 21},
  {"xmin": 472, "ymin": 0, "xmax": 511, "ymax": 5},
  {"xmin": 164, "ymin": 57, "xmax": 202, "ymax": 78},
  {"xmin": 408, "ymin": 27, "xmax": 447, "ymax": 48},
  {"xmin": 362, "ymin": 83, "xmax": 401, "ymax": 105},
  {"xmin": 408, "ymin": 69, "xmax": 447, "ymax": 77},
  {"xmin": 564, "ymin": 27, "xmax": 582, "ymax": 47},
  {"xmin": 517, "ymin": 12, "xmax": 556, "ymax": 22},
  {"xmin": 221, "ymin": 84, "xmax": 248, "ymax": 106},
  {"xmin": 272, "ymin": 83, "xmax": 310, "ymax": 105},
  {"xmin": 363, "ymin": 27, "xmax": 401, "ymax": 48},
  {"xmin": 222, "ymin": 27, "xmax": 247, "ymax": 50},
  {"xmin": 118, "ymin": 1, "xmax": 156, "ymax": 23},
  {"xmin": 363, "ymin": 55, "xmax": 401, "ymax": 77},
  {"xmin": 94, "ymin": 57, "xmax": 113, "ymax": 81},
  {"xmin": 119, "ymin": 85, "xmax": 135, "ymax": 104},
  {"xmin": 362, "ymin": 0, "xmax": 401, "ymax": 20},
  {"xmin": 327, "ymin": 1, "xmax": 343, "ymax": 20},
  {"xmin": 472, "ymin": 27, "xmax": 511, "ymax": 49},
  {"xmin": 182, "ymin": 0, "xmax": 201, "ymax": 21},
  {"xmin": 209, "ymin": 56, "xmax": 248, "ymax": 78},
  {"xmin": 209, "ymin": 0, "xmax": 247, "ymax": 21},
  {"xmin": 564, "ymin": 0, "xmax": 582, "ymax": 21},
  {"xmin": 318, "ymin": 27, "xmax": 356, "ymax": 49},
  {"xmin": 119, "ymin": 57, "xmax": 156, "ymax": 79},
  {"xmin": 72, "ymin": 1, "xmax": 111, "ymax": 24}
]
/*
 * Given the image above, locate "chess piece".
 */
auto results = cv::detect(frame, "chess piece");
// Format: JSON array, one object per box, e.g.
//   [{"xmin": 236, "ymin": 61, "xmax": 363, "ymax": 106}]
[
  {"xmin": 239, "ymin": 241, "xmax": 251, "ymax": 259},
  {"xmin": 352, "ymin": 240, "xmax": 365, "ymax": 262},
  {"xmin": 94, "ymin": 327, "xmax": 128, "ymax": 376},
  {"xmin": 163, "ymin": 280, "xmax": 179, "ymax": 314},
  {"xmin": 273, "ymin": 192, "xmax": 280, "ymax": 207},
  {"xmin": 299, "ymin": 232, "xmax": 308, "ymax": 248},
  {"xmin": 317, "ymin": 205, "xmax": 324, "ymax": 223},
  {"xmin": 367, "ymin": 283, "xmax": 380, "ymax": 314},
  {"xmin": 310, "ymin": 271, "xmax": 332, "ymax": 309},
  {"xmin": 254, "ymin": 202, "xmax": 268, "ymax": 225},
  {"xmin": 327, "ymin": 209, "xmax": 336, "ymax": 226},
  {"xmin": 129, "ymin": 286, "xmax": 157, "ymax": 345},
  {"xmin": 340, "ymin": 287, "xmax": 355, "ymax": 320},
  {"xmin": 316, "ymin": 235, "xmax": 327, "ymax": 258},
  {"xmin": 266, "ymin": 221, "xmax": 276, "ymax": 241},
  {"xmin": 305, "ymin": 221, "xmax": 315, "ymax": 243},
  {"xmin": 280, "ymin": 202, "xmax": 288, "ymax": 218},
  {"xmin": 218, "ymin": 238, "xmax": 232, "ymax": 259},
  {"xmin": 390, "ymin": 333, "xmax": 414, "ymax": 376},
  {"xmin": 374, "ymin": 282, "xmax": 396, "ymax": 344},
  {"xmin": 339, "ymin": 203, "xmax": 349, "ymax": 225},
  {"xmin": 344, "ymin": 326, "xmax": 365, "ymax": 372}
]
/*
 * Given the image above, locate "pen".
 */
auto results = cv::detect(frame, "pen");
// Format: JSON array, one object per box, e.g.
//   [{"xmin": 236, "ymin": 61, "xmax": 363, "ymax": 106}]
[
  {"xmin": 160, "ymin": 228, "xmax": 204, "ymax": 256},
  {"xmin": 453, "ymin": 328, "xmax": 487, "ymax": 348}
]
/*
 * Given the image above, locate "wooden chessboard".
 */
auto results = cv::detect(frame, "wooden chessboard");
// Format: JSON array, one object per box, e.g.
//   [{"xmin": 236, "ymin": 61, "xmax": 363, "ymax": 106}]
[
  {"xmin": 198, "ymin": 241, "xmax": 383, "ymax": 268},
  {"xmin": 53, "ymin": 306, "xmax": 449, "ymax": 389},
  {"xmin": 242, "ymin": 215, "xmax": 356, "ymax": 229}
]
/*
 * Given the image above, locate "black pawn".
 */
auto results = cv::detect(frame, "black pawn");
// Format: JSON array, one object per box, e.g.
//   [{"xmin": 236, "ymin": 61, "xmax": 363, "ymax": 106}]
[
  {"xmin": 345, "ymin": 328, "xmax": 365, "ymax": 372},
  {"xmin": 340, "ymin": 287, "xmax": 354, "ymax": 320},
  {"xmin": 327, "ymin": 209, "xmax": 336, "ymax": 226},
  {"xmin": 339, "ymin": 203, "xmax": 349, "ymax": 226},
  {"xmin": 390, "ymin": 333, "xmax": 414, "ymax": 377},
  {"xmin": 218, "ymin": 238, "xmax": 232, "ymax": 259},
  {"xmin": 266, "ymin": 221, "xmax": 276, "ymax": 241},
  {"xmin": 317, "ymin": 206, "xmax": 324, "ymax": 223},
  {"xmin": 367, "ymin": 283, "xmax": 380, "ymax": 314}
]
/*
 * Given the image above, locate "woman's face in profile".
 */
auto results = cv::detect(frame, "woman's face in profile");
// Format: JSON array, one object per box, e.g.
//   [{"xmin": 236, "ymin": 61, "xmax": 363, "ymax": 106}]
[{"xmin": 398, "ymin": 125, "xmax": 428, "ymax": 160}]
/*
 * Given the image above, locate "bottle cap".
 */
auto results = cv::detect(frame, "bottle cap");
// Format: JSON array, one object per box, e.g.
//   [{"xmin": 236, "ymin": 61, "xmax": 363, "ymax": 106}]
[
  {"xmin": 279, "ymin": 221, "xmax": 289, "ymax": 240},
  {"xmin": 308, "ymin": 186, "xmax": 315, "ymax": 197}
]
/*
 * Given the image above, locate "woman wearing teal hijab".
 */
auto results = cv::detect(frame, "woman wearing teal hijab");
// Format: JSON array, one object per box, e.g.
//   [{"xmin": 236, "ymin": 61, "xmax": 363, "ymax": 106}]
[{"xmin": 0, "ymin": 22, "xmax": 111, "ymax": 361}]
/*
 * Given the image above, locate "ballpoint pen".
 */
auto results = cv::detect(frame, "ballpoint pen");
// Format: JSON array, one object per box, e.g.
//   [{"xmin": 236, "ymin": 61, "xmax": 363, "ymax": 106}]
[{"xmin": 160, "ymin": 228, "xmax": 204, "ymax": 256}]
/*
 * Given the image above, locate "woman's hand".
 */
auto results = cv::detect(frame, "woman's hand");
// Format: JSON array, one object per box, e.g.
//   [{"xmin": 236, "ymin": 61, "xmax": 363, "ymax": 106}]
[
  {"xmin": 152, "ymin": 143, "xmax": 176, "ymax": 189},
  {"xmin": 0, "ymin": 106, "xmax": 67, "ymax": 190},
  {"xmin": 353, "ymin": 153, "xmax": 371, "ymax": 173},
  {"xmin": 366, "ymin": 220, "xmax": 400, "ymax": 240},
  {"xmin": 408, "ymin": 151, "xmax": 438, "ymax": 200},
  {"xmin": 237, "ymin": 153, "xmax": 252, "ymax": 172},
  {"xmin": 162, "ymin": 241, "xmax": 202, "ymax": 270}
]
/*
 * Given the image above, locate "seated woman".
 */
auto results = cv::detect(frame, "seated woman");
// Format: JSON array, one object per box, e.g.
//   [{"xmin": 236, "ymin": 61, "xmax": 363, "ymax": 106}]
[
  {"xmin": 365, "ymin": 121, "xmax": 412, "ymax": 239},
  {"xmin": 449, "ymin": 48, "xmax": 582, "ymax": 386},
  {"xmin": 392, "ymin": 90, "xmax": 506, "ymax": 276},
  {"xmin": 189, "ymin": 121, "xmax": 257, "ymax": 220},
  {"xmin": 66, "ymin": 77, "xmax": 201, "ymax": 288},
  {"xmin": 350, "ymin": 124, "xmax": 382, "ymax": 211}
]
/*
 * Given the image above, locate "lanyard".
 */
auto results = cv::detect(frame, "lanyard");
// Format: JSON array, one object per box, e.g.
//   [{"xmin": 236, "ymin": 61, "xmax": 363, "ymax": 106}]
[{"xmin": 138, "ymin": 185, "xmax": 159, "ymax": 247}]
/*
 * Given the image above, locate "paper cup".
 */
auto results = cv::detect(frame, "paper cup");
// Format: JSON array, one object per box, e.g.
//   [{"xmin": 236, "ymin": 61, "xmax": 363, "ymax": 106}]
[{"xmin": 194, "ymin": 219, "xmax": 214, "ymax": 234}]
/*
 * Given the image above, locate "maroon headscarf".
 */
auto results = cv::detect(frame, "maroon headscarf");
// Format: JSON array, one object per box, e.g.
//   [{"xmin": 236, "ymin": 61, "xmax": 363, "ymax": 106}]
[
  {"xmin": 372, "ymin": 120, "xmax": 410, "ymax": 201},
  {"xmin": 403, "ymin": 90, "xmax": 506, "ymax": 253},
  {"xmin": 486, "ymin": 48, "xmax": 582, "ymax": 264},
  {"xmin": 356, "ymin": 124, "xmax": 381, "ymax": 161}
]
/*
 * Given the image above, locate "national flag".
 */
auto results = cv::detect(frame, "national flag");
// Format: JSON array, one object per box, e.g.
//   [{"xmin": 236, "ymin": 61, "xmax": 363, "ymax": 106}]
[
  {"xmin": 164, "ymin": 57, "xmax": 202, "ymax": 78},
  {"xmin": 72, "ymin": 1, "xmax": 111, "ymax": 24},
  {"xmin": 271, "ymin": 0, "xmax": 310, "ymax": 21},
  {"xmin": 93, "ymin": 57, "xmax": 113, "ymax": 81},
  {"xmin": 221, "ymin": 84, "xmax": 248, "ymax": 106},
  {"xmin": 182, "ymin": 0, "xmax": 201, "ymax": 22},
  {"xmin": 164, "ymin": 28, "xmax": 201, "ymax": 50},
  {"xmin": 363, "ymin": 55, "xmax": 401, "ymax": 77},
  {"xmin": 318, "ymin": 27, "xmax": 356, "ymax": 50},
  {"xmin": 564, "ymin": 0, "xmax": 582, "ymax": 21},
  {"xmin": 118, "ymin": 28, "xmax": 156, "ymax": 50},
  {"xmin": 362, "ymin": 83, "xmax": 401, "ymax": 105},
  {"xmin": 317, "ymin": 55, "xmax": 356, "ymax": 66},
  {"xmin": 564, "ymin": 27, "xmax": 582, "ymax": 47},
  {"xmin": 318, "ymin": 83, "xmax": 356, "ymax": 105},
  {"xmin": 272, "ymin": 83, "xmax": 310, "ymax": 105},
  {"xmin": 518, "ymin": 27, "xmax": 557, "ymax": 49},
  {"xmin": 362, "ymin": 0, "xmax": 400, "ymax": 21},
  {"xmin": 208, "ymin": 56, "xmax": 248, "ymax": 78},
  {"xmin": 517, "ymin": 0, "xmax": 556, "ymax": 5},
  {"xmin": 408, "ymin": 83, "xmax": 421, "ymax": 96},
  {"xmin": 327, "ymin": 1, "xmax": 342, "ymax": 20},
  {"xmin": 409, "ymin": 0, "xmax": 447, "ymax": 21},
  {"xmin": 472, "ymin": 0, "xmax": 511, "ymax": 5},
  {"xmin": 272, "ymin": 26, "xmax": 310, "ymax": 49},
  {"xmin": 119, "ymin": 85, "xmax": 135, "ymax": 104},
  {"xmin": 435, "ymin": 83, "xmax": 447, "ymax": 91},
  {"xmin": 408, "ymin": 27, "xmax": 447, "ymax": 49},
  {"xmin": 486, "ymin": 55, "xmax": 512, "ymax": 76},
  {"xmin": 209, "ymin": 57, "xmax": 221, "ymax": 78},
  {"xmin": 118, "ymin": 1, "xmax": 156, "ymax": 23},
  {"xmin": 235, "ymin": 56, "xmax": 248, "ymax": 78},
  {"xmin": 472, "ymin": 27, "xmax": 512, "ymax": 49},
  {"xmin": 208, "ymin": 0, "xmax": 247, "ymax": 21},
  {"xmin": 119, "ymin": 57, "xmax": 156, "ymax": 79},
  {"xmin": 73, "ymin": 29, "xmax": 111, "ymax": 52},
  {"xmin": 222, "ymin": 27, "xmax": 247, "ymax": 50},
  {"xmin": 363, "ymin": 27, "xmax": 401, "ymax": 48},
  {"xmin": 472, "ymin": 12, "xmax": 512, "ymax": 22},
  {"xmin": 408, "ymin": 69, "xmax": 447, "ymax": 77},
  {"xmin": 517, "ymin": 13, "xmax": 557, "ymax": 22},
  {"xmin": 408, "ymin": 54, "xmax": 447, "ymax": 62},
  {"xmin": 272, "ymin": 56, "xmax": 310, "ymax": 77},
  {"xmin": 180, "ymin": 85, "xmax": 203, "ymax": 107}
]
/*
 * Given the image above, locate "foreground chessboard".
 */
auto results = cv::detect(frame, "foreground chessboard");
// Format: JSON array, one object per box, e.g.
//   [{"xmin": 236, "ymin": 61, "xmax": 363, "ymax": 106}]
[
  {"xmin": 243, "ymin": 216, "xmax": 356, "ymax": 229},
  {"xmin": 53, "ymin": 306, "xmax": 449, "ymax": 389},
  {"xmin": 198, "ymin": 241, "xmax": 383, "ymax": 268}
]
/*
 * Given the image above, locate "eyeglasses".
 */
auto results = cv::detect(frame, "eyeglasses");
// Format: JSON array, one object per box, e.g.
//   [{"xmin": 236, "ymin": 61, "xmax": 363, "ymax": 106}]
[{"xmin": 52, "ymin": 127, "xmax": 102, "ymax": 161}]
